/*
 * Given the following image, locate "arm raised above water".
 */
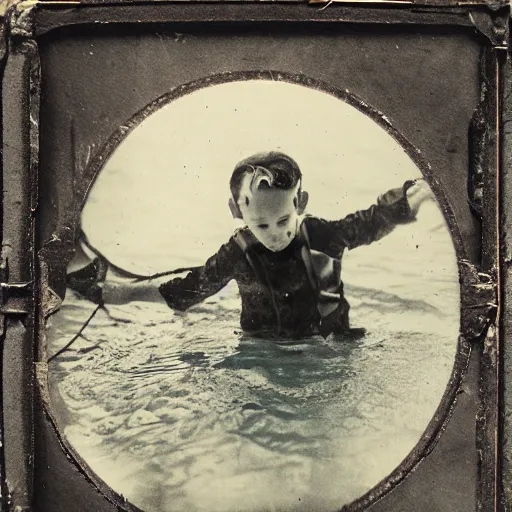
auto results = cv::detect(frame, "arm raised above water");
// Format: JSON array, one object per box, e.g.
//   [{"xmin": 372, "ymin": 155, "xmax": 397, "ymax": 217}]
[
  {"xmin": 307, "ymin": 180, "xmax": 430, "ymax": 254},
  {"xmin": 67, "ymin": 233, "xmax": 243, "ymax": 309},
  {"xmin": 158, "ymin": 238, "xmax": 244, "ymax": 311}
]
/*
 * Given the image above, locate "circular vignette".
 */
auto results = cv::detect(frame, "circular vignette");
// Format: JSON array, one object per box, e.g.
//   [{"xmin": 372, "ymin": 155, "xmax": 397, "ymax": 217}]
[{"xmin": 48, "ymin": 70, "xmax": 470, "ymax": 512}]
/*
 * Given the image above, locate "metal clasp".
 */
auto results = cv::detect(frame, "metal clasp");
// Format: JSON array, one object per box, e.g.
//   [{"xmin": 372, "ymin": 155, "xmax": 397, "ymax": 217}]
[
  {"xmin": 0, "ymin": 280, "xmax": 33, "ymax": 315},
  {"xmin": 0, "ymin": 256, "xmax": 33, "ymax": 316}
]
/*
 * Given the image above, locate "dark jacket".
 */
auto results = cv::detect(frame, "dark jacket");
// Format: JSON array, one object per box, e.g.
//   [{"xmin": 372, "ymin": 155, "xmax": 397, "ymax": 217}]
[{"xmin": 159, "ymin": 184, "xmax": 415, "ymax": 338}]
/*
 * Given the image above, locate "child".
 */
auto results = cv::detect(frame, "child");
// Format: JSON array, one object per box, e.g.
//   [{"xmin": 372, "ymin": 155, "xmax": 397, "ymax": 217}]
[{"xmin": 69, "ymin": 151, "xmax": 430, "ymax": 339}]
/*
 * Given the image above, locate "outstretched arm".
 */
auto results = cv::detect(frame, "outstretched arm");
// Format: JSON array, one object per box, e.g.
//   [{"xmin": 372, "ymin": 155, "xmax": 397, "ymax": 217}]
[
  {"xmin": 67, "ymin": 236, "xmax": 242, "ymax": 309},
  {"xmin": 323, "ymin": 179, "xmax": 431, "ymax": 251},
  {"xmin": 158, "ymin": 239, "xmax": 242, "ymax": 311}
]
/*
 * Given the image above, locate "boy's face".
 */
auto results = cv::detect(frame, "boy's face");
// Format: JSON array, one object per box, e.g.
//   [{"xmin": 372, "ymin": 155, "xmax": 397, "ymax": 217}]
[{"xmin": 240, "ymin": 187, "xmax": 301, "ymax": 252}]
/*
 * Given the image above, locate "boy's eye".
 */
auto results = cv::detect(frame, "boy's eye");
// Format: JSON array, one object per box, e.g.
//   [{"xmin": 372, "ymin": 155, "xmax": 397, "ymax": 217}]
[
  {"xmin": 278, "ymin": 217, "xmax": 289, "ymax": 226},
  {"xmin": 257, "ymin": 224, "xmax": 269, "ymax": 230}
]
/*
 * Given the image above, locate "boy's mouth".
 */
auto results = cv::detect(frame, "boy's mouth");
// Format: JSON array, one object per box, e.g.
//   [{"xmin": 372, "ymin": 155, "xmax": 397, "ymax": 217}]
[{"xmin": 267, "ymin": 240, "xmax": 292, "ymax": 252}]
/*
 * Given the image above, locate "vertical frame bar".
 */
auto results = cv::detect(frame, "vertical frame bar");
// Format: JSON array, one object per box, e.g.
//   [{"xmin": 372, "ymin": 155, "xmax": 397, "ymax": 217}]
[
  {"xmin": 500, "ymin": 34, "xmax": 512, "ymax": 512},
  {"xmin": 1, "ymin": 18, "xmax": 39, "ymax": 511},
  {"xmin": 475, "ymin": 44, "xmax": 502, "ymax": 512},
  {"xmin": 0, "ymin": 2, "xmax": 506, "ymax": 511}
]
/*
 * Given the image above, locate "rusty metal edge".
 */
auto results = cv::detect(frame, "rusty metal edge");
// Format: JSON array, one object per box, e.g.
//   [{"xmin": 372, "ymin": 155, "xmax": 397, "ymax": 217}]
[
  {"xmin": 37, "ymin": 67, "xmax": 478, "ymax": 512},
  {"xmin": 0, "ymin": 7, "xmax": 8, "ymax": 512},
  {"xmin": 0, "ymin": 2, "xmax": 504, "ymax": 511},
  {"xmin": 0, "ymin": 20, "xmax": 39, "ymax": 512},
  {"xmin": 31, "ymin": 0, "xmax": 509, "ymax": 8},
  {"xmin": 29, "ymin": 3, "xmax": 476, "ymax": 38},
  {"xmin": 498, "ymin": 13, "xmax": 512, "ymax": 512}
]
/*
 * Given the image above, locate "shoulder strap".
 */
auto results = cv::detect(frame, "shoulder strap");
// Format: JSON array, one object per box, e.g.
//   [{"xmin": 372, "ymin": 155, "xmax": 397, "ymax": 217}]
[
  {"xmin": 299, "ymin": 219, "xmax": 319, "ymax": 294},
  {"xmin": 233, "ymin": 228, "xmax": 250, "ymax": 253},
  {"xmin": 299, "ymin": 217, "xmax": 311, "ymax": 247},
  {"xmin": 233, "ymin": 229, "xmax": 267, "ymax": 285}
]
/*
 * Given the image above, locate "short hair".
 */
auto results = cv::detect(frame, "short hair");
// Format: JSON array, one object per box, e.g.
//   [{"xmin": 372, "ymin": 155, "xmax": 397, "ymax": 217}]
[{"xmin": 230, "ymin": 151, "xmax": 302, "ymax": 203}]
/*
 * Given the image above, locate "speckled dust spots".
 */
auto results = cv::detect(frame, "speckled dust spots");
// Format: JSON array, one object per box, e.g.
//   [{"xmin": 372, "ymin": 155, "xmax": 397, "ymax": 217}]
[{"xmin": 48, "ymin": 266, "xmax": 458, "ymax": 512}]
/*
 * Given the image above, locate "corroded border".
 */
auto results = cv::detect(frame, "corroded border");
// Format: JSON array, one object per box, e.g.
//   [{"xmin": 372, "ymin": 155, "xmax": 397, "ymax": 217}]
[{"xmin": 43, "ymin": 70, "xmax": 474, "ymax": 512}]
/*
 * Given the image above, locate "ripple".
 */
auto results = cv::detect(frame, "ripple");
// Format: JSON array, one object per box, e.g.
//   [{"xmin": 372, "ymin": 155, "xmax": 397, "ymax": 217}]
[{"xmin": 47, "ymin": 285, "xmax": 458, "ymax": 512}]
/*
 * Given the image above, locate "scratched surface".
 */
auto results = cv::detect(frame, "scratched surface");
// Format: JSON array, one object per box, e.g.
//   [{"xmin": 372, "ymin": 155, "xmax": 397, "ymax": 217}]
[
  {"xmin": 30, "ymin": 22, "xmax": 484, "ymax": 512},
  {"xmin": 501, "ymin": 53, "xmax": 512, "ymax": 510},
  {"xmin": 44, "ymin": 96, "xmax": 461, "ymax": 510}
]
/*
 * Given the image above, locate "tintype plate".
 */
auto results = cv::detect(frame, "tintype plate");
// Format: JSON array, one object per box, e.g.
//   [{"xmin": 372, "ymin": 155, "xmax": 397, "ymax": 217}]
[{"xmin": 0, "ymin": 1, "xmax": 509, "ymax": 512}]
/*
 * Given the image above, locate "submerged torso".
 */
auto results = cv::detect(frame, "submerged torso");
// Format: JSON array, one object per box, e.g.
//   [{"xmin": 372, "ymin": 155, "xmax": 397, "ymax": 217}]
[
  {"xmin": 235, "ymin": 238, "xmax": 323, "ymax": 337},
  {"xmin": 160, "ymin": 188, "xmax": 415, "ymax": 338}
]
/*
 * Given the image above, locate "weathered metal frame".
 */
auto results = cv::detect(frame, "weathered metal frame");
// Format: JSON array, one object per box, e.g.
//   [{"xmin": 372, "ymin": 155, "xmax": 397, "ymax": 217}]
[
  {"xmin": 500, "ymin": 24, "xmax": 512, "ymax": 512},
  {"xmin": 0, "ymin": 1, "xmax": 508, "ymax": 511}
]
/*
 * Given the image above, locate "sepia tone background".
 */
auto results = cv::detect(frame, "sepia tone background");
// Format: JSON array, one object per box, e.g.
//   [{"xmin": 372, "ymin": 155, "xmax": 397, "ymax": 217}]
[
  {"xmin": 0, "ymin": 3, "xmax": 502, "ymax": 511},
  {"xmin": 43, "ymin": 79, "xmax": 461, "ymax": 512},
  {"xmin": 34, "ymin": 22, "xmax": 483, "ymax": 512}
]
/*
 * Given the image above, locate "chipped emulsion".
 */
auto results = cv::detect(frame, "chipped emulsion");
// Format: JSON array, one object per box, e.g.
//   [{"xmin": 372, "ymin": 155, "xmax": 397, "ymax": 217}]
[
  {"xmin": 459, "ymin": 260, "xmax": 497, "ymax": 342},
  {"xmin": 34, "ymin": 73, "xmax": 500, "ymax": 512},
  {"xmin": 36, "ymin": 72, "xmax": 490, "ymax": 512},
  {"xmin": 0, "ymin": 1, "xmax": 508, "ymax": 511}
]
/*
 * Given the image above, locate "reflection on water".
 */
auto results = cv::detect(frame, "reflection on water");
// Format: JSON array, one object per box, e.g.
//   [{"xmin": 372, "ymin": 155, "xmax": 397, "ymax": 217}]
[{"xmin": 47, "ymin": 236, "xmax": 458, "ymax": 512}]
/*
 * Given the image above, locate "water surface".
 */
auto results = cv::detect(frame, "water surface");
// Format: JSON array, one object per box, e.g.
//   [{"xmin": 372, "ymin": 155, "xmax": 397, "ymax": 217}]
[{"xmin": 47, "ymin": 225, "xmax": 459, "ymax": 512}]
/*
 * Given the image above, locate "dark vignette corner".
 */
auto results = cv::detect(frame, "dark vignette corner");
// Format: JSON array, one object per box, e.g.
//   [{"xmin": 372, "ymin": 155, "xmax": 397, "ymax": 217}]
[{"xmin": 0, "ymin": 2, "xmax": 509, "ymax": 512}]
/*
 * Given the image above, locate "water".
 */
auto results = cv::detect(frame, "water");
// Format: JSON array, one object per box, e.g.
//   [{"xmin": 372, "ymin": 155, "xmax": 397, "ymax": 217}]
[
  {"xmin": 47, "ymin": 81, "xmax": 461, "ymax": 511},
  {"xmin": 46, "ymin": 221, "xmax": 459, "ymax": 512}
]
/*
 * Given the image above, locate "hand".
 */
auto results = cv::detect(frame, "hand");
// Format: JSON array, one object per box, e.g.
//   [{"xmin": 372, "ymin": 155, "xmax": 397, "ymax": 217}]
[
  {"xmin": 102, "ymin": 274, "xmax": 165, "ymax": 305},
  {"xmin": 406, "ymin": 178, "xmax": 434, "ymax": 216}
]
